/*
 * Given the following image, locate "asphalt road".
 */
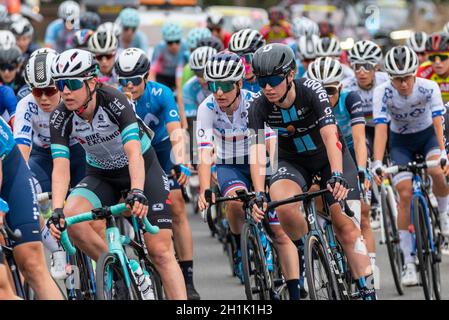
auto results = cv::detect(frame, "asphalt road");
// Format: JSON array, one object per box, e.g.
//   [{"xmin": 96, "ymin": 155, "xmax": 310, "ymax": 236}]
[{"xmin": 188, "ymin": 205, "xmax": 449, "ymax": 300}]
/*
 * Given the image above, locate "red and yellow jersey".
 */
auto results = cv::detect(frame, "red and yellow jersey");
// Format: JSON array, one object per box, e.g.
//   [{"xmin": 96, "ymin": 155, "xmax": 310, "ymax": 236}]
[
  {"xmin": 260, "ymin": 20, "xmax": 293, "ymax": 44},
  {"xmin": 417, "ymin": 61, "xmax": 449, "ymax": 103}
]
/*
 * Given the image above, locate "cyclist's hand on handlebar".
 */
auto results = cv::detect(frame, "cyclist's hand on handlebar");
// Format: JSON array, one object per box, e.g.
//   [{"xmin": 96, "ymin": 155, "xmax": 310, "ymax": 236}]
[
  {"xmin": 125, "ymin": 188, "xmax": 149, "ymax": 219},
  {"xmin": 358, "ymin": 167, "xmax": 371, "ymax": 191},
  {"xmin": 249, "ymin": 192, "xmax": 267, "ymax": 223},
  {"xmin": 175, "ymin": 164, "xmax": 191, "ymax": 187},
  {"xmin": 439, "ymin": 150, "xmax": 449, "ymax": 175},
  {"xmin": 371, "ymin": 160, "xmax": 384, "ymax": 186},
  {"xmin": 47, "ymin": 208, "xmax": 65, "ymax": 240},
  {"xmin": 198, "ymin": 189, "xmax": 214, "ymax": 212},
  {"xmin": 0, "ymin": 198, "xmax": 8, "ymax": 227},
  {"xmin": 326, "ymin": 172, "xmax": 349, "ymax": 202}
]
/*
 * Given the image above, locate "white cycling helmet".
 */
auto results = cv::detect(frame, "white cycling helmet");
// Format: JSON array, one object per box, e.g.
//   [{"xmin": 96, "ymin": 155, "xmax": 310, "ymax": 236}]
[
  {"xmin": 384, "ymin": 45, "xmax": 419, "ymax": 76},
  {"xmin": 443, "ymin": 22, "xmax": 449, "ymax": 34},
  {"xmin": 58, "ymin": 1, "xmax": 80, "ymax": 25},
  {"xmin": 10, "ymin": 16, "xmax": 34, "ymax": 38},
  {"xmin": 316, "ymin": 37, "xmax": 341, "ymax": 58},
  {"xmin": 189, "ymin": 46, "xmax": 217, "ymax": 71},
  {"xmin": 308, "ymin": 57, "xmax": 343, "ymax": 85},
  {"xmin": 204, "ymin": 52, "xmax": 244, "ymax": 82},
  {"xmin": 88, "ymin": 30, "xmax": 118, "ymax": 54},
  {"xmin": 51, "ymin": 49, "xmax": 99, "ymax": 80},
  {"xmin": 30, "ymin": 47, "xmax": 58, "ymax": 59},
  {"xmin": 207, "ymin": 13, "xmax": 224, "ymax": 29},
  {"xmin": 115, "ymin": 48, "xmax": 150, "ymax": 77},
  {"xmin": 0, "ymin": 30, "xmax": 16, "ymax": 50},
  {"xmin": 228, "ymin": 29, "xmax": 265, "ymax": 55},
  {"xmin": 406, "ymin": 31, "xmax": 428, "ymax": 53},
  {"xmin": 348, "ymin": 40, "xmax": 382, "ymax": 64},
  {"xmin": 98, "ymin": 22, "xmax": 122, "ymax": 39},
  {"xmin": 293, "ymin": 17, "xmax": 320, "ymax": 38},
  {"xmin": 231, "ymin": 16, "xmax": 252, "ymax": 32},
  {"xmin": 25, "ymin": 49, "xmax": 58, "ymax": 88},
  {"xmin": 298, "ymin": 34, "xmax": 319, "ymax": 60}
]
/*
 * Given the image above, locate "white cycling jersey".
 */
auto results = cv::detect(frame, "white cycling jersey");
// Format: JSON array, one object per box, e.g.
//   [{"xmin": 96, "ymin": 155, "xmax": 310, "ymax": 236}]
[
  {"xmin": 13, "ymin": 94, "xmax": 78, "ymax": 148},
  {"xmin": 343, "ymin": 71, "xmax": 389, "ymax": 126},
  {"xmin": 196, "ymin": 89, "xmax": 274, "ymax": 160},
  {"xmin": 373, "ymin": 77, "xmax": 445, "ymax": 134}
]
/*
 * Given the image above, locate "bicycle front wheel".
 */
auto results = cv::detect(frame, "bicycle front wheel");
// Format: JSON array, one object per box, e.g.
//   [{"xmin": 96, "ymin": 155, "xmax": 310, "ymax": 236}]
[
  {"xmin": 413, "ymin": 197, "xmax": 435, "ymax": 300},
  {"xmin": 96, "ymin": 253, "xmax": 141, "ymax": 300},
  {"xmin": 305, "ymin": 234, "xmax": 341, "ymax": 300}
]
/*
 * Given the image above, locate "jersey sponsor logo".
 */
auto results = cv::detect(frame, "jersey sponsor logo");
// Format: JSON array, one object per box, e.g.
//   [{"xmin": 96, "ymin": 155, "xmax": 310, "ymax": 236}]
[
  {"xmin": 27, "ymin": 102, "xmax": 39, "ymax": 114},
  {"xmin": 197, "ymin": 129, "xmax": 205, "ymax": 137},
  {"xmin": 75, "ymin": 124, "xmax": 90, "ymax": 132},
  {"xmin": 157, "ymin": 218, "xmax": 172, "ymax": 223},
  {"xmin": 85, "ymin": 130, "xmax": 120, "ymax": 146},
  {"xmin": 151, "ymin": 87, "xmax": 163, "ymax": 96},
  {"xmin": 97, "ymin": 123, "xmax": 110, "ymax": 129},
  {"xmin": 50, "ymin": 110, "xmax": 66, "ymax": 130},
  {"xmin": 152, "ymin": 203, "xmax": 164, "ymax": 211},
  {"xmin": 21, "ymin": 125, "xmax": 31, "ymax": 133},
  {"xmin": 206, "ymin": 102, "xmax": 214, "ymax": 110},
  {"xmin": 169, "ymin": 110, "xmax": 179, "ymax": 118},
  {"xmin": 144, "ymin": 113, "xmax": 160, "ymax": 127},
  {"xmin": 303, "ymin": 79, "xmax": 330, "ymax": 103},
  {"xmin": 109, "ymin": 98, "xmax": 126, "ymax": 116}
]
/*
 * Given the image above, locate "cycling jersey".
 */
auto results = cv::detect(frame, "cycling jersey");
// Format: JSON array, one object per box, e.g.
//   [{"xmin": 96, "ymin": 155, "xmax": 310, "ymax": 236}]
[
  {"xmin": 44, "ymin": 19, "xmax": 77, "ymax": 53},
  {"xmin": 14, "ymin": 93, "xmax": 79, "ymax": 148},
  {"xmin": 332, "ymin": 90, "xmax": 365, "ymax": 150},
  {"xmin": 342, "ymin": 72, "xmax": 389, "ymax": 126},
  {"xmin": 242, "ymin": 79, "xmax": 261, "ymax": 93},
  {"xmin": 0, "ymin": 117, "xmax": 15, "ymax": 160},
  {"xmin": 182, "ymin": 76, "xmax": 210, "ymax": 118},
  {"xmin": 118, "ymin": 31, "xmax": 148, "ymax": 53},
  {"xmin": 50, "ymin": 85, "xmax": 152, "ymax": 170},
  {"xmin": 260, "ymin": 21, "xmax": 293, "ymax": 44},
  {"xmin": 181, "ymin": 64, "xmax": 195, "ymax": 87},
  {"xmin": 98, "ymin": 69, "xmax": 119, "ymax": 87},
  {"xmin": 417, "ymin": 61, "xmax": 449, "ymax": 103},
  {"xmin": 151, "ymin": 41, "xmax": 187, "ymax": 79},
  {"xmin": 248, "ymin": 78, "xmax": 336, "ymax": 160},
  {"xmin": 134, "ymin": 81, "xmax": 180, "ymax": 145},
  {"xmin": 0, "ymin": 84, "xmax": 17, "ymax": 125},
  {"xmin": 197, "ymin": 89, "xmax": 273, "ymax": 161},
  {"xmin": 373, "ymin": 77, "xmax": 445, "ymax": 134}
]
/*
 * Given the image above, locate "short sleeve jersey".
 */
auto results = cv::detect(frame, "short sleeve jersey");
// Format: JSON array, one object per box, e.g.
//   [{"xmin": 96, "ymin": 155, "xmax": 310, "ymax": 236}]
[
  {"xmin": 0, "ymin": 85, "xmax": 17, "ymax": 125},
  {"xmin": 373, "ymin": 77, "xmax": 445, "ymax": 134},
  {"xmin": 248, "ymin": 78, "xmax": 336, "ymax": 160},
  {"xmin": 182, "ymin": 77, "xmax": 211, "ymax": 118},
  {"xmin": 0, "ymin": 116, "xmax": 15, "ymax": 160},
  {"xmin": 50, "ymin": 85, "xmax": 151, "ymax": 170}
]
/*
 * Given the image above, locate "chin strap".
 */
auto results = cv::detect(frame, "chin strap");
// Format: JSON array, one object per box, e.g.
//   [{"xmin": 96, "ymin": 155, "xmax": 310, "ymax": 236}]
[
  {"xmin": 75, "ymin": 81, "xmax": 98, "ymax": 116},
  {"xmin": 277, "ymin": 77, "xmax": 292, "ymax": 104}
]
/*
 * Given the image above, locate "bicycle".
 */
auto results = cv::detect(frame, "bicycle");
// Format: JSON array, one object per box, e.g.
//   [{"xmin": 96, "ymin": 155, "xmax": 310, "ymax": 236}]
[
  {"xmin": 266, "ymin": 189, "xmax": 358, "ymax": 300},
  {"xmin": 59, "ymin": 203, "xmax": 160, "ymax": 300},
  {"xmin": 204, "ymin": 189, "xmax": 289, "ymax": 300},
  {"xmin": 380, "ymin": 158, "xmax": 444, "ymax": 300}
]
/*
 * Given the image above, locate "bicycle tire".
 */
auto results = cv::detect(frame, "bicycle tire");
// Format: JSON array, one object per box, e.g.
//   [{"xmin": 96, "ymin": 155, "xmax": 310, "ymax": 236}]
[
  {"xmin": 96, "ymin": 252, "xmax": 141, "ymax": 300},
  {"xmin": 305, "ymin": 234, "xmax": 341, "ymax": 300},
  {"xmin": 77, "ymin": 250, "xmax": 96, "ymax": 300},
  {"xmin": 241, "ymin": 223, "xmax": 270, "ymax": 300},
  {"xmin": 381, "ymin": 186, "xmax": 404, "ymax": 295},
  {"xmin": 430, "ymin": 208, "xmax": 442, "ymax": 300},
  {"xmin": 413, "ymin": 197, "xmax": 434, "ymax": 300}
]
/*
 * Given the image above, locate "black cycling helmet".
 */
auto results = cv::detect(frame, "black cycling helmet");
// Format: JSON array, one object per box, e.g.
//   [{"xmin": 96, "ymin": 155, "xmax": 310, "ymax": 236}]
[
  {"xmin": 197, "ymin": 36, "xmax": 224, "ymax": 52},
  {"xmin": 0, "ymin": 45, "xmax": 23, "ymax": 65},
  {"xmin": 425, "ymin": 32, "xmax": 449, "ymax": 53},
  {"xmin": 80, "ymin": 12, "xmax": 101, "ymax": 31},
  {"xmin": 252, "ymin": 43, "xmax": 296, "ymax": 77}
]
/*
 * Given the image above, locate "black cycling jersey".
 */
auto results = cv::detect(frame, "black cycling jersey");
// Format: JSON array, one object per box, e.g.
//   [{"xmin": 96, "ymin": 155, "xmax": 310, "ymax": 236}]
[{"xmin": 249, "ymin": 78, "xmax": 336, "ymax": 160}]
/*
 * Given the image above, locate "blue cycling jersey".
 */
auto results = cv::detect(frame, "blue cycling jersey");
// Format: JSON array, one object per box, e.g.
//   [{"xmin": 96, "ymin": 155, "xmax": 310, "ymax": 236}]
[
  {"xmin": 135, "ymin": 81, "xmax": 180, "ymax": 145},
  {"xmin": 44, "ymin": 19, "xmax": 77, "ymax": 53},
  {"xmin": 332, "ymin": 90, "xmax": 365, "ymax": 149},
  {"xmin": 0, "ymin": 116, "xmax": 15, "ymax": 160},
  {"xmin": 242, "ymin": 79, "xmax": 261, "ymax": 93},
  {"xmin": 0, "ymin": 85, "xmax": 17, "ymax": 124},
  {"xmin": 151, "ymin": 41, "xmax": 187, "ymax": 78},
  {"xmin": 182, "ymin": 77, "xmax": 210, "ymax": 118}
]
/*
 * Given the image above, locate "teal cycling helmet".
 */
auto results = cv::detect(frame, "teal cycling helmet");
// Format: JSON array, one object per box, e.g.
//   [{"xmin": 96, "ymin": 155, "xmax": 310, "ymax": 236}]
[
  {"xmin": 118, "ymin": 8, "xmax": 140, "ymax": 28},
  {"xmin": 186, "ymin": 27, "xmax": 212, "ymax": 51},
  {"xmin": 162, "ymin": 22, "xmax": 183, "ymax": 42}
]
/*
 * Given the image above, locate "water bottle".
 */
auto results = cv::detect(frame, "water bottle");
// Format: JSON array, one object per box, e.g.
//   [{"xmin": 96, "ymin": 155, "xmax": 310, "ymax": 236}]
[
  {"xmin": 258, "ymin": 228, "xmax": 273, "ymax": 272},
  {"xmin": 129, "ymin": 260, "xmax": 155, "ymax": 300}
]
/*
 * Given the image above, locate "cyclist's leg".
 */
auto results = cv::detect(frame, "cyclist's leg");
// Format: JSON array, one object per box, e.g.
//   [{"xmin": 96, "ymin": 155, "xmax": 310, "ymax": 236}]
[
  {"xmin": 3, "ymin": 147, "xmax": 63, "ymax": 299},
  {"xmin": 142, "ymin": 148, "xmax": 186, "ymax": 300},
  {"xmin": 0, "ymin": 257, "xmax": 18, "ymax": 300}
]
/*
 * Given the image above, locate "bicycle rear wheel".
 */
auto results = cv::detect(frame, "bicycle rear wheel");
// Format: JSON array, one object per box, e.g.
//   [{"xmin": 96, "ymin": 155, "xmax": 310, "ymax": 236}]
[
  {"xmin": 305, "ymin": 234, "xmax": 341, "ymax": 300},
  {"xmin": 429, "ymin": 207, "xmax": 442, "ymax": 300},
  {"xmin": 413, "ymin": 197, "xmax": 435, "ymax": 300},
  {"xmin": 241, "ymin": 223, "xmax": 270, "ymax": 300},
  {"xmin": 381, "ymin": 186, "xmax": 404, "ymax": 296},
  {"xmin": 96, "ymin": 252, "xmax": 141, "ymax": 300}
]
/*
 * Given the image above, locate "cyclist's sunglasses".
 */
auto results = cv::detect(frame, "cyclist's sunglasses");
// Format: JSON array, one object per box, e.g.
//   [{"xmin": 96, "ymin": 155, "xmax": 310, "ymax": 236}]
[
  {"xmin": 0, "ymin": 63, "xmax": 18, "ymax": 72},
  {"xmin": 352, "ymin": 62, "xmax": 376, "ymax": 72},
  {"xmin": 390, "ymin": 74, "xmax": 415, "ymax": 84},
  {"xmin": 167, "ymin": 40, "xmax": 180, "ymax": 45},
  {"xmin": 257, "ymin": 74, "xmax": 286, "ymax": 89},
  {"xmin": 428, "ymin": 53, "xmax": 449, "ymax": 62},
  {"xmin": 32, "ymin": 86, "xmax": 59, "ymax": 98},
  {"xmin": 55, "ymin": 79, "xmax": 85, "ymax": 92},
  {"xmin": 207, "ymin": 81, "xmax": 235, "ymax": 93},
  {"xmin": 123, "ymin": 26, "xmax": 137, "ymax": 32},
  {"xmin": 118, "ymin": 75, "xmax": 145, "ymax": 87},
  {"xmin": 96, "ymin": 53, "xmax": 115, "ymax": 61},
  {"xmin": 323, "ymin": 85, "xmax": 341, "ymax": 96}
]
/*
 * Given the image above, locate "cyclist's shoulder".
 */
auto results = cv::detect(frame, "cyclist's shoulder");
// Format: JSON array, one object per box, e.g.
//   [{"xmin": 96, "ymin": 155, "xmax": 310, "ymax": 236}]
[
  {"xmin": 198, "ymin": 94, "xmax": 216, "ymax": 111},
  {"xmin": 417, "ymin": 61, "xmax": 434, "ymax": 79},
  {"xmin": 415, "ymin": 76, "xmax": 440, "ymax": 90},
  {"xmin": 183, "ymin": 76, "xmax": 200, "ymax": 91},
  {"xmin": 146, "ymin": 81, "xmax": 173, "ymax": 98},
  {"xmin": 342, "ymin": 75, "xmax": 357, "ymax": 90},
  {"xmin": 375, "ymin": 71, "xmax": 389, "ymax": 83},
  {"xmin": 16, "ymin": 93, "xmax": 37, "ymax": 111},
  {"xmin": 372, "ymin": 79, "xmax": 392, "ymax": 96},
  {"xmin": 46, "ymin": 19, "xmax": 64, "ymax": 31}
]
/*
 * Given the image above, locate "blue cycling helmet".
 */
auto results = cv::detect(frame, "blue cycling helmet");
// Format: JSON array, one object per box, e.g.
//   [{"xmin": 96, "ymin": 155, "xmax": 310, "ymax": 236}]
[
  {"xmin": 162, "ymin": 22, "xmax": 183, "ymax": 42},
  {"xmin": 118, "ymin": 8, "xmax": 140, "ymax": 28},
  {"xmin": 186, "ymin": 27, "xmax": 212, "ymax": 51}
]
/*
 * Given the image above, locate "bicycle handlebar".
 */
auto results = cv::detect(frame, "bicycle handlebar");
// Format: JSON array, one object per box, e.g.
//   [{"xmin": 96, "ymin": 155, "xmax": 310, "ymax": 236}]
[
  {"xmin": 381, "ymin": 159, "xmax": 440, "ymax": 175},
  {"xmin": 60, "ymin": 203, "xmax": 159, "ymax": 256},
  {"xmin": 0, "ymin": 221, "xmax": 22, "ymax": 243}
]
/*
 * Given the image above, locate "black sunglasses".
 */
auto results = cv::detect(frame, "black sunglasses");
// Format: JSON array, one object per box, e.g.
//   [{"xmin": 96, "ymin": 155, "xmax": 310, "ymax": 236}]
[
  {"xmin": 123, "ymin": 26, "xmax": 137, "ymax": 32},
  {"xmin": 428, "ymin": 54, "xmax": 449, "ymax": 62},
  {"xmin": 0, "ymin": 63, "xmax": 18, "ymax": 72},
  {"xmin": 167, "ymin": 40, "xmax": 180, "ymax": 45}
]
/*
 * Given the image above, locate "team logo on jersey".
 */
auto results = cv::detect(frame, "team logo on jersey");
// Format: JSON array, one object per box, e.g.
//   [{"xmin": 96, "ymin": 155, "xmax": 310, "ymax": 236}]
[
  {"xmin": 50, "ymin": 110, "xmax": 66, "ymax": 130},
  {"xmin": 152, "ymin": 203, "xmax": 164, "ymax": 211},
  {"xmin": 109, "ymin": 98, "xmax": 126, "ymax": 116},
  {"xmin": 197, "ymin": 129, "xmax": 205, "ymax": 137},
  {"xmin": 152, "ymin": 87, "xmax": 163, "ymax": 96},
  {"xmin": 169, "ymin": 110, "xmax": 179, "ymax": 118}
]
